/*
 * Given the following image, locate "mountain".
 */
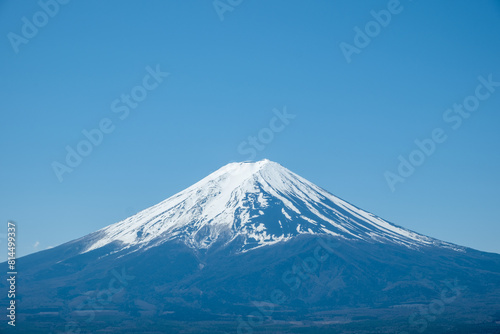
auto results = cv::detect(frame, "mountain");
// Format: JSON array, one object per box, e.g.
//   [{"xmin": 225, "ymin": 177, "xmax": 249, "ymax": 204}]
[{"xmin": 2, "ymin": 160, "xmax": 500, "ymax": 333}]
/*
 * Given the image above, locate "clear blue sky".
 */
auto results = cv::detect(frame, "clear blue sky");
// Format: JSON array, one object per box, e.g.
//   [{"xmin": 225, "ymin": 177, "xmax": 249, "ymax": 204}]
[{"xmin": 1, "ymin": 0, "xmax": 499, "ymax": 261}]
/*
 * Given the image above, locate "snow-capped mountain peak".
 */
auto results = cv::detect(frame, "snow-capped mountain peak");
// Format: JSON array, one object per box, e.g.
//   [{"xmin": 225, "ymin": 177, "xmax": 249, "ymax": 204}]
[{"xmin": 82, "ymin": 159, "xmax": 459, "ymax": 254}]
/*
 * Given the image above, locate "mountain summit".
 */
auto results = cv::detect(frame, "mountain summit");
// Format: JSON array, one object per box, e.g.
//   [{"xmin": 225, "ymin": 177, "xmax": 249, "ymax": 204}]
[{"xmin": 82, "ymin": 159, "xmax": 456, "ymax": 254}]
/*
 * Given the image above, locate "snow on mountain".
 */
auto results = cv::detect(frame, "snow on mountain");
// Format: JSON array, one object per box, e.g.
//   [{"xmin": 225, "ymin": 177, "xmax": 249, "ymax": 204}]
[{"xmin": 82, "ymin": 159, "xmax": 461, "ymax": 254}]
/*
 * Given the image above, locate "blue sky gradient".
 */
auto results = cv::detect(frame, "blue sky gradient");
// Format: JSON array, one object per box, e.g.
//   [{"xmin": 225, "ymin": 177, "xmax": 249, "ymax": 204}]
[{"xmin": 1, "ymin": 0, "xmax": 500, "ymax": 260}]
